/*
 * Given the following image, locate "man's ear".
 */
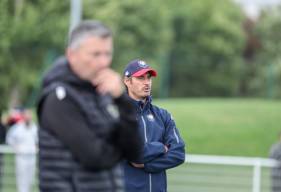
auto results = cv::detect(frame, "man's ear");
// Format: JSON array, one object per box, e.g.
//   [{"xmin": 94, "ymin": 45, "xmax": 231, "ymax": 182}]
[
  {"xmin": 66, "ymin": 48, "xmax": 75, "ymax": 64},
  {"xmin": 123, "ymin": 77, "xmax": 130, "ymax": 87}
]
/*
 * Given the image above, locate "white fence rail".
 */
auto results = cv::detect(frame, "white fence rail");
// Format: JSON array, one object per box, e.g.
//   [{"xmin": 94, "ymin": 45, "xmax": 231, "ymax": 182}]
[
  {"xmin": 0, "ymin": 145, "xmax": 280, "ymax": 192},
  {"xmin": 168, "ymin": 154, "xmax": 281, "ymax": 192}
]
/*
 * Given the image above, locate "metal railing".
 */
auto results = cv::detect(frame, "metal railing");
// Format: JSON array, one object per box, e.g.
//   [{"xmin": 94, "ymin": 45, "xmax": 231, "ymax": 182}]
[
  {"xmin": 168, "ymin": 154, "xmax": 281, "ymax": 192},
  {"xmin": 0, "ymin": 145, "xmax": 280, "ymax": 192}
]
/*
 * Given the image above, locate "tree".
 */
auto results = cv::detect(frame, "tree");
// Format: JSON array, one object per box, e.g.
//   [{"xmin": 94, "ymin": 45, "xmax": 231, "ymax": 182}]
[
  {"xmin": 83, "ymin": 0, "xmax": 172, "ymax": 96},
  {"xmin": 0, "ymin": 0, "xmax": 69, "ymax": 111},
  {"xmin": 0, "ymin": 0, "xmax": 173, "ymax": 112},
  {"xmin": 254, "ymin": 6, "xmax": 281, "ymax": 98},
  {"xmin": 168, "ymin": 0, "xmax": 246, "ymax": 97},
  {"xmin": 0, "ymin": 0, "xmax": 16, "ymax": 111}
]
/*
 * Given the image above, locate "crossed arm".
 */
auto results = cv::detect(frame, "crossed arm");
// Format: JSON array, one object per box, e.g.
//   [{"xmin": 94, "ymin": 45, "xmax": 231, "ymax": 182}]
[{"xmin": 131, "ymin": 111, "xmax": 186, "ymax": 173}]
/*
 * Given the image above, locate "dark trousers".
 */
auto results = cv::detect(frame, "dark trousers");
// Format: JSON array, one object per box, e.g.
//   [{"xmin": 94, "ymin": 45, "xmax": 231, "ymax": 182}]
[
  {"xmin": 0, "ymin": 154, "xmax": 3, "ymax": 191},
  {"xmin": 271, "ymin": 167, "xmax": 281, "ymax": 192}
]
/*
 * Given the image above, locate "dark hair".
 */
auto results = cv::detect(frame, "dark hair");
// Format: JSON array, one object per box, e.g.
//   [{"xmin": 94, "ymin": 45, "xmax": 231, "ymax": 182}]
[{"xmin": 68, "ymin": 20, "xmax": 112, "ymax": 49}]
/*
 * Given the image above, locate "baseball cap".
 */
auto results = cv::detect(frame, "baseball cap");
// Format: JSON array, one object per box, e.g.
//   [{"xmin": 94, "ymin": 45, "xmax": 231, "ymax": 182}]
[{"xmin": 124, "ymin": 59, "xmax": 157, "ymax": 77}]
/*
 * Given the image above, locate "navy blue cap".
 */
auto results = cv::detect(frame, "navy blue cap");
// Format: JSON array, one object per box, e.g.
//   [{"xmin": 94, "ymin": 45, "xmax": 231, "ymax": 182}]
[{"xmin": 124, "ymin": 59, "xmax": 157, "ymax": 77}]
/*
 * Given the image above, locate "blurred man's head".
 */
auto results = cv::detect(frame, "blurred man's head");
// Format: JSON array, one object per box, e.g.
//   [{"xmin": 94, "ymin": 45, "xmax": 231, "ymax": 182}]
[
  {"xmin": 123, "ymin": 59, "xmax": 157, "ymax": 101},
  {"xmin": 66, "ymin": 20, "xmax": 113, "ymax": 81}
]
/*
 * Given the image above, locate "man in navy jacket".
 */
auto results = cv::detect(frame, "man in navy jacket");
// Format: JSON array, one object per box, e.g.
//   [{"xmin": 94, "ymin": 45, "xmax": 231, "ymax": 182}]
[{"xmin": 123, "ymin": 59, "xmax": 186, "ymax": 192}]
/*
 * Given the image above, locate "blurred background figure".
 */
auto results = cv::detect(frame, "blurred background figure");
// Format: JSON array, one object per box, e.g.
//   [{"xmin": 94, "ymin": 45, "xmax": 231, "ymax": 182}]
[
  {"xmin": 6, "ymin": 108, "xmax": 25, "ymax": 128},
  {"xmin": 269, "ymin": 132, "xmax": 281, "ymax": 192},
  {"xmin": 6, "ymin": 109, "xmax": 38, "ymax": 192}
]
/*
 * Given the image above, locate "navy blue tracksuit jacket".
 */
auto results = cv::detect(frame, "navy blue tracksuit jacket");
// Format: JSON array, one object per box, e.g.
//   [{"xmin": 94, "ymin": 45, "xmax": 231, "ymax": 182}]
[{"xmin": 123, "ymin": 96, "xmax": 186, "ymax": 192}]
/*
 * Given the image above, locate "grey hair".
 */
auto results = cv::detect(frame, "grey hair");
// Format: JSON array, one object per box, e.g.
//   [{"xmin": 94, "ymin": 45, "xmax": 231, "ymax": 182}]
[{"xmin": 68, "ymin": 20, "xmax": 112, "ymax": 49}]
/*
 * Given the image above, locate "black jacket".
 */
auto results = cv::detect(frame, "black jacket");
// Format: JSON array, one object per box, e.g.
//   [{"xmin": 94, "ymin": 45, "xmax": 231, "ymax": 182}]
[
  {"xmin": 37, "ymin": 57, "xmax": 141, "ymax": 192},
  {"xmin": 269, "ymin": 142, "xmax": 281, "ymax": 192},
  {"xmin": 0, "ymin": 123, "xmax": 5, "ymax": 144}
]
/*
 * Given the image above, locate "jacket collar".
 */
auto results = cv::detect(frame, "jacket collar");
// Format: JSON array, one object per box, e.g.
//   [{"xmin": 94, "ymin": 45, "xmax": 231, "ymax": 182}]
[{"xmin": 128, "ymin": 95, "xmax": 152, "ymax": 112}]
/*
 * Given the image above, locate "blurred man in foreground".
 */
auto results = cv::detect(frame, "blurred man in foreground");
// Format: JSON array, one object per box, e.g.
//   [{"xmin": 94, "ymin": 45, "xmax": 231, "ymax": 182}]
[
  {"xmin": 123, "ymin": 59, "xmax": 186, "ymax": 192},
  {"xmin": 37, "ymin": 20, "xmax": 141, "ymax": 192}
]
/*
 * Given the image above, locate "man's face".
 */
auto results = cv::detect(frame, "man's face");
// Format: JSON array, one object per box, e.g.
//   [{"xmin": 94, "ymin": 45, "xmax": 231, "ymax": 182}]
[
  {"xmin": 67, "ymin": 36, "xmax": 113, "ymax": 81},
  {"xmin": 125, "ymin": 73, "xmax": 153, "ymax": 101}
]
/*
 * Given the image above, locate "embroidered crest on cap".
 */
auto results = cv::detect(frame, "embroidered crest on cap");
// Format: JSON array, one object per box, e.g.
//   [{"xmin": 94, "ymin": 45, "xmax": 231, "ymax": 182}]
[
  {"xmin": 125, "ymin": 71, "xmax": 130, "ymax": 76},
  {"xmin": 138, "ymin": 60, "xmax": 148, "ymax": 68},
  {"xmin": 56, "ymin": 86, "xmax": 66, "ymax": 100}
]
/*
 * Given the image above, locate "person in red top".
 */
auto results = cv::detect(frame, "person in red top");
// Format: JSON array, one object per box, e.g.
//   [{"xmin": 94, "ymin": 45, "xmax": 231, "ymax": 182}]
[{"xmin": 6, "ymin": 109, "xmax": 25, "ymax": 127}]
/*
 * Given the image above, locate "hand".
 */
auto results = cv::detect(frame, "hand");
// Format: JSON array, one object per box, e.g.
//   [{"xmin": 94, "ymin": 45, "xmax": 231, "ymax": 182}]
[
  {"xmin": 164, "ymin": 145, "xmax": 169, "ymax": 153},
  {"xmin": 131, "ymin": 162, "xmax": 144, "ymax": 168},
  {"xmin": 91, "ymin": 69, "xmax": 125, "ymax": 98}
]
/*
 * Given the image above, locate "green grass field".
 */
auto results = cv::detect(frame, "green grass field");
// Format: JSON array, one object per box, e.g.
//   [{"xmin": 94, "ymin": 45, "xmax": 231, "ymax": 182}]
[
  {"xmin": 154, "ymin": 98, "xmax": 281, "ymax": 157},
  {"xmin": 167, "ymin": 163, "xmax": 273, "ymax": 192}
]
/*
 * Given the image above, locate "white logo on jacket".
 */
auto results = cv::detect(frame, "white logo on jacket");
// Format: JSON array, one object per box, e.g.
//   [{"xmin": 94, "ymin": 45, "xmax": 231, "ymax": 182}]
[
  {"xmin": 106, "ymin": 104, "xmax": 120, "ymax": 119},
  {"xmin": 147, "ymin": 114, "xmax": 154, "ymax": 121},
  {"xmin": 56, "ymin": 86, "xmax": 66, "ymax": 100}
]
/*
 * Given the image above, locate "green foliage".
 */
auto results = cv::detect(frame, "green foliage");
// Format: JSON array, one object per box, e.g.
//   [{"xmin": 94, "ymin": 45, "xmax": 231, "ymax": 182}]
[
  {"xmin": 0, "ymin": 0, "xmax": 173, "ymax": 112},
  {"xmin": 0, "ymin": 0, "xmax": 69, "ymax": 111},
  {"xmin": 0, "ymin": 0, "xmax": 13, "ymax": 111},
  {"xmin": 83, "ymin": 0, "xmax": 172, "ymax": 95},
  {"xmin": 2, "ymin": 0, "xmax": 281, "ymax": 112},
  {"xmin": 168, "ymin": 0, "xmax": 246, "ymax": 97},
  {"xmin": 254, "ymin": 6, "xmax": 281, "ymax": 98},
  {"xmin": 155, "ymin": 98, "xmax": 281, "ymax": 157}
]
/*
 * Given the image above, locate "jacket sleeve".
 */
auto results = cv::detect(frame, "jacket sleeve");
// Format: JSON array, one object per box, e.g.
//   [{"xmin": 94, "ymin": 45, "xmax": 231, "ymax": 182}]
[
  {"xmin": 112, "ymin": 94, "xmax": 142, "ymax": 162},
  {"xmin": 144, "ymin": 110, "xmax": 186, "ymax": 173},
  {"xmin": 39, "ymin": 91, "xmax": 123, "ymax": 171},
  {"xmin": 142, "ymin": 142, "xmax": 166, "ymax": 162},
  {"xmin": 132, "ymin": 142, "xmax": 166, "ymax": 164}
]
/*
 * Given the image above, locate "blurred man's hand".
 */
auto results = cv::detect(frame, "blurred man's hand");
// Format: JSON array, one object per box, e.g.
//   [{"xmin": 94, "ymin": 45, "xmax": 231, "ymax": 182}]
[
  {"xmin": 131, "ymin": 162, "xmax": 144, "ymax": 168},
  {"xmin": 92, "ymin": 69, "xmax": 125, "ymax": 98}
]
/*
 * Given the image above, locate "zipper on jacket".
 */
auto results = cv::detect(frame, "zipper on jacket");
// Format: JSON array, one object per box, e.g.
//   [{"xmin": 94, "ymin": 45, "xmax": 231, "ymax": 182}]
[
  {"xmin": 141, "ymin": 115, "xmax": 152, "ymax": 192},
  {"xmin": 173, "ymin": 127, "xmax": 180, "ymax": 143},
  {"xmin": 141, "ymin": 115, "xmax": 148, "ymax": 142},
  {"xmin": 149, "ymin": 174, "xmax": 152, "ymax": 192}
]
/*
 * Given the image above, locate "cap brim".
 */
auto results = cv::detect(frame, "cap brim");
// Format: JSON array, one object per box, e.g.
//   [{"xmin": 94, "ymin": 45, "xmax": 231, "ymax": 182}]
[{"xmin": 132, "ymin": 68, "xmax": 157, "ymax": 77}]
